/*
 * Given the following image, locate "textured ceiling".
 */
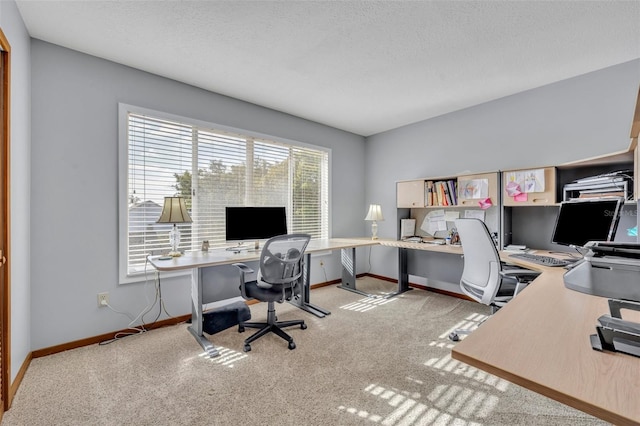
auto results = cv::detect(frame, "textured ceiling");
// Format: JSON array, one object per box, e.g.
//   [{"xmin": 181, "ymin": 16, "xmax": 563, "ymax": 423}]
[{"xmin": 16, "ymin": 1, "xmax": 640, "ymax": 136}]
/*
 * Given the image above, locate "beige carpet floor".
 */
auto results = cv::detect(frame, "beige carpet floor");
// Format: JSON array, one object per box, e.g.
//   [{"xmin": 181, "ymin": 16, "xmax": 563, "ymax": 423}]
[{"xmin": 2, "ymin": 278, "xmax": 608, "ymax": 425}]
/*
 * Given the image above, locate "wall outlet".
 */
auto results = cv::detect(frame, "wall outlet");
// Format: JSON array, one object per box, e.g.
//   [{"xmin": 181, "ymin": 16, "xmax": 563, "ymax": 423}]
[{"xmin": 97, "ymin": 292, "xmax": 109, "ymax": 307}]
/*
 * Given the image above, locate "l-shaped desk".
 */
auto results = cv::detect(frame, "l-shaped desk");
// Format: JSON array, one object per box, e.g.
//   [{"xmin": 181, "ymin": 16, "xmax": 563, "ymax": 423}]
[{"xmin": 150, "ymin": 238, "xmax": 639, "ymax": 424}]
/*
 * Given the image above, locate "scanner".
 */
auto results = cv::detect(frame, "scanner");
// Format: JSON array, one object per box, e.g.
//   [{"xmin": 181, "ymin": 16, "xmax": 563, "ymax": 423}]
[{"xmin": 563, "ymin": 242, "xmax": 640, "ymax": 301}]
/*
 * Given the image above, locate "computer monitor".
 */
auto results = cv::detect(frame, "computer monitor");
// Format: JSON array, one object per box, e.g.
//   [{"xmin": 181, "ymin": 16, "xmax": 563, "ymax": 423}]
[
  {"xmin": 551, "ymin": 198, "xmax": 623, "ymax": 248},
  {"xmin": 225, "ymin": 206, "xmax": 288, "ymax": 243}
]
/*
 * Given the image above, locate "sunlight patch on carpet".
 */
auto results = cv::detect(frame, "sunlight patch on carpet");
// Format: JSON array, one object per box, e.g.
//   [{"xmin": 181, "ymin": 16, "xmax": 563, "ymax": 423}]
[
  {"xmin": 424, "ymin": 353, "xmax": 509, "ymax": 392},
  {"xmin": 338, "ymin": 383, "xmax": 485, "ymax": 425},
  {"xmin": 340, "ymin": 296, "xmax": 398, "ymax": 312}
]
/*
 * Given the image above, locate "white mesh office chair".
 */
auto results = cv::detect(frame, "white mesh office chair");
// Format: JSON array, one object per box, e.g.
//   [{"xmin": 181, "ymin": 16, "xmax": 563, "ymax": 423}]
[
  {"xmin": 233, "ymin": 233, "xmax": 311, "ymax": 352},
  {"xmin": 449, "ymin": 218, "xmax": 540, "ymax": 341}
]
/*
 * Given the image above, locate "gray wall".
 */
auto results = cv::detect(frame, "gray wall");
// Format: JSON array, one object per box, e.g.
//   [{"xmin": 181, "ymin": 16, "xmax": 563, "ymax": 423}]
[
  {"xmin": 30, "ymin": 40, "xmax": 366, "ymax": 350},
  {"xmin": 1, "ymin": 0, "xmax": 32, "ymax": 383},
  {"xmin": 365, "ymin": 59, "xmax": 640, "ymax": 281}
]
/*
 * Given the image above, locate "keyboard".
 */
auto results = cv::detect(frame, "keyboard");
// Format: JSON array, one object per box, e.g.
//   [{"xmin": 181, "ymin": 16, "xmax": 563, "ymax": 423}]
[{"xmin": 509, "ymin": 252, "xmax": 576, "ymax": 267}]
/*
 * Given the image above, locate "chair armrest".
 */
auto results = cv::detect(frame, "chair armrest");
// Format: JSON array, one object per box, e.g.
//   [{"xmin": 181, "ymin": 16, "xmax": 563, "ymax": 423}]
[
  {"xmin": 233, "ymin": 263, "xmax": 254, "ymax": 275},
  {"xmin": 500, "ymin": 268, "xmax": 540, "ymax": 277},
  {"xmin": 232, "ymin": 263, "xmax": 255, "ymax": 300},
  {"xmin": 500, "ymin": 268, "xmax": 540, "ymax": 297}
]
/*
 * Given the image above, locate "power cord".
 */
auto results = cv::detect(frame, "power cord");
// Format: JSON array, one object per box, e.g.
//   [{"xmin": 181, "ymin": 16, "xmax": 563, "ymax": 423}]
[
  {"xmin": 142, "ymin": 272, "xmax": 176, "ymax": 326},
  {"xmin": 319, "ymin": 259, "xmax": 328, "ymax": 283},
  {"xmin": 364, "ymin": 245, "xmax": 373, "ymax": 275},
  {"xmin": 99, "ymin": 256, "xmax": 174, "ymax": 345}
]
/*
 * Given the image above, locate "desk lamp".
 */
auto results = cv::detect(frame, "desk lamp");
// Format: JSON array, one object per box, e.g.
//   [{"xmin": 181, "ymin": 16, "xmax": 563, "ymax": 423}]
[
  {"xmin": 365, "ymin": 204, "xmax": 384, "ymax": 240},
  {"xmin": 156, "ymin": 196, "xmax": 192, "ymax": 257}
]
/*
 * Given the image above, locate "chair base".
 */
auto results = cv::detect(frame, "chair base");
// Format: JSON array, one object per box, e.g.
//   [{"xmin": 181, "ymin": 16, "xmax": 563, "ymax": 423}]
[
  {"xmin": 448, "ymin": 329, "xmax": 470, "ymax": 342},
  {"xmin": 449, "ymin": 305, "xmax": 499, "ymax": 342},
  {"xmin": 239, "ymin": 301, "xmax": 306, "ymax": 351}
]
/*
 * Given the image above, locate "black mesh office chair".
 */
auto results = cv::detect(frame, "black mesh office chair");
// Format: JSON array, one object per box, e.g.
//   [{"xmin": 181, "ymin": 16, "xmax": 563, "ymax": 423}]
[{"xmin": 233, "ymin": 233, "xmax": 311, "ymax": 352}]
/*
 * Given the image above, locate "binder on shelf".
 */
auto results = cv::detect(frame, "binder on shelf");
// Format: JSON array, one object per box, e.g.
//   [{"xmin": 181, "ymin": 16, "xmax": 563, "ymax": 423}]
[
  {"xmin": 435, "ymin": 182, "xmax": 444, "ymax": 206},
  {"xmin": 427, "ymin": 181, "xmax": 435, "ymax": 206},
  {"xmin": 446, "ymin": 180, "xmax": 457, "ymax": 205},
  {"xmin": 441, "ymin": 181, "xmax": 451, "ymax": 206}
]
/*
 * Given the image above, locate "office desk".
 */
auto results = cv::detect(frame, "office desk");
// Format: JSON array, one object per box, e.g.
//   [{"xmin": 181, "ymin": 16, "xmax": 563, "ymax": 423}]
[
  {"xmin": 148, "ymin": 238, "xmax": 379, "ymax": 357},
  {"xmin": 451, "ymin": 254, "xmax": 640, "ymax": 425},
  {"xmin": 379, "ymin": 240, "xmax": 464, "ymax": 290}
]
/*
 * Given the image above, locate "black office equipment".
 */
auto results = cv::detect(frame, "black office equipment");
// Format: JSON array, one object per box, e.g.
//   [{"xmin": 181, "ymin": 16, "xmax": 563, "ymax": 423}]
[
  {"xmin": 564, "ymin": 242, "xmax": 640, "ymax": 301},
  {"xmin": 202, "ymin": 301, "xmax": 251, "ymax": 335},
  {"xmin": 591, "ymin": 299, "xmax": 640, "ymax": 358},
  {"xmin": 551, "ymin": 198, "xmax": 623, "ymax": 247}
]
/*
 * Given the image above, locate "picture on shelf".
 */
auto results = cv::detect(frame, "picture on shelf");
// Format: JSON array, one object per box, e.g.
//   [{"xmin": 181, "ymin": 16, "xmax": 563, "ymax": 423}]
[{"xmin": 458, "ymin": 178, "xmax": 489, "ymax": 199}]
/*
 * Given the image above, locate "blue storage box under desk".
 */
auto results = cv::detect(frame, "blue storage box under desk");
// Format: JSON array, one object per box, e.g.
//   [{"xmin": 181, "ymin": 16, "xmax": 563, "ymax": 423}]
[{"xmin": 202, "ymin": 301, "xmax": 251, "ymax": 335}]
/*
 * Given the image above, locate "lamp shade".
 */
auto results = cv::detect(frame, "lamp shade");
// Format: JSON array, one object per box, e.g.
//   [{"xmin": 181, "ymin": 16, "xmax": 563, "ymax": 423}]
[
  {"xmin": 156, "ymin": 197, "xmax": 193, "ymax": 224},
  {"xmin": 364, "ymin": 204, "xmax": 384, "ymax": 221}
]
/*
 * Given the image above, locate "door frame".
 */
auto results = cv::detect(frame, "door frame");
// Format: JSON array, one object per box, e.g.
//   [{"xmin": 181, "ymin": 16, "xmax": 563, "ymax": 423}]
[{"xmin": 0, "ymin": 26, "xmax": 11, "ymax": 412}]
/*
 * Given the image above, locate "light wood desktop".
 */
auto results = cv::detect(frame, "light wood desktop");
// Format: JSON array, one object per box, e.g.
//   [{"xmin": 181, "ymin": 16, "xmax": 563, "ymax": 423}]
[
  {"xmin": 452, "ymin": 252, "xmax": 640, "ymax": 425},
  {"xmin": 148, "ymin": 238, "xmax": 380, "ymax": 357}
]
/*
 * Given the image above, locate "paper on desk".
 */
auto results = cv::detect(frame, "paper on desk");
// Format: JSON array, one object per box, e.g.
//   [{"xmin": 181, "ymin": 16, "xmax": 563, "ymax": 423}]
[
  {"xmin": 420, "ymin": 209, "xmax": 447, "ymax": 235},
  {"xmin": 444, "ymin": 211, "xmax": 459, "ymax": 221},
  {"xmin": 464, "ymin": 210, "xmax": 485, "ymax": 220}
]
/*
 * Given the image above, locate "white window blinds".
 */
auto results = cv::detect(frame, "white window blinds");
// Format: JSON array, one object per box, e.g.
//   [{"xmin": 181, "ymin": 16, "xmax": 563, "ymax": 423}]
[{"xmin": 124, "ymin": 109, "xmax": 329, "ymax": 278}]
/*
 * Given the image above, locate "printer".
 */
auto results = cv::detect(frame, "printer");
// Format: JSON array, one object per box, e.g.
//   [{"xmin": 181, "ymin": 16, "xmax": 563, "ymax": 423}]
[{"xmin": 564, "ymin": 241, "xmax": 640, "ymax": 302}]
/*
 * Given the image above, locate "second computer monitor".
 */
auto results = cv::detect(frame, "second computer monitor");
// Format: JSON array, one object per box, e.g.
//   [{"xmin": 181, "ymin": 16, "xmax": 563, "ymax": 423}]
[{"xmin": 551, "ymin": 198, "xmax": 623, "ymax": 248}]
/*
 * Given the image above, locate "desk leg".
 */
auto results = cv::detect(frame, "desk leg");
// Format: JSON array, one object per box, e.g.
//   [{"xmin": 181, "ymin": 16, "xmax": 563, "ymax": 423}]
[
  {"xmin": 187, "ymin": 268, "xmax": 220, "ymax": 358},
  {"xmin": 338, "ymin": 246, "xmax": 412, "ymax": 298},
  {"xmin": 337, "ymin": 247, "xmax": 365, "ymax": 295},
  {"xmin": 288, "ymin": 253, "xmax": 330, "ymax": 317},
  {"xmin": 398, "ymin": 247, "xmax": 411, "ymax": 293}
]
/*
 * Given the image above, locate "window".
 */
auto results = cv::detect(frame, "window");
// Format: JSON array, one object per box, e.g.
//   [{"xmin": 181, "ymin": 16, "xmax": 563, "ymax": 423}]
[{"xmin": 119, "ymin": 104, "xmax": 330, "ymax": 282}]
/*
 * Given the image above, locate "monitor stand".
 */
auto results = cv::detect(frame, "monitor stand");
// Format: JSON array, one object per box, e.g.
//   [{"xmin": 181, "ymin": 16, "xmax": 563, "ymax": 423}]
[{"xmin": 225, "ymin": 241, "xmax": 263, "ymax": 253}]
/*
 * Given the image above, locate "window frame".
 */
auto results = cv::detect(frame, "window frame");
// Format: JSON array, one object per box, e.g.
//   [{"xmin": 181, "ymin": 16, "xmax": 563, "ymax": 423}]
[{"xmin": 118, "ymin": 103, "xmax": 331, "ymax": 284}]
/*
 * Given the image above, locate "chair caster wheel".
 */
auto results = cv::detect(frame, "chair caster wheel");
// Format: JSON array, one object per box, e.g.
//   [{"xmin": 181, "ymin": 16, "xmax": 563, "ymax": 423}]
[
  {"xmin": 288, "ymin": 341, "xmax": 296, "ymax": 350},
  {"xmin": 449, "ymin": 332, "xmax": 459, "ymax": 342},
  {"xmin": 238, "ymin": 326, "xmax": 245, "ymax": 333},
  {"xmin": 301, "ymin": 323, "xmax": 307, "ymax": 330},
  {"xmin": 244, "ymin": 344, "xmax": 251, "ymax": 352}
]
